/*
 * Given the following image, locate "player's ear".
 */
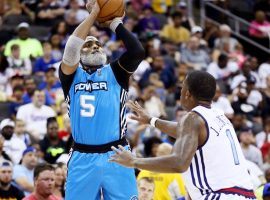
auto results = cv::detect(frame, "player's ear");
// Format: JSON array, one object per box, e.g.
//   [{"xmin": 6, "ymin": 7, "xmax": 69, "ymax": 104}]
[{"xmin": 185, "ymin": 90, "xmax": 191, "ymax": 99}]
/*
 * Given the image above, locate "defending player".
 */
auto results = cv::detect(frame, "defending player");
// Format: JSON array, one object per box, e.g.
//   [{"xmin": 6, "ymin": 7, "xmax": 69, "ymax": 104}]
[
  {"xmin": 110, "ymin": 71, "xmax": 256, "ymax": 200},
  {"xmin": 59, "ymin": 0, "xmax": 144, "ymax": 199}
]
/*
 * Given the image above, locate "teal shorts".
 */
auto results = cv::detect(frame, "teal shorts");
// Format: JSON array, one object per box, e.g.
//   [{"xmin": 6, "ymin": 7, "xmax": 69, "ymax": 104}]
[{"xmin": 65, "ymin": 147, "xmax": 138, "ymax": 200}]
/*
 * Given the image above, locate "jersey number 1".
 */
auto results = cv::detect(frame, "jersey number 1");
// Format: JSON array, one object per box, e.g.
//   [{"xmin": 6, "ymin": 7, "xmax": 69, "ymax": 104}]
[
  {"xmin": 80, "ymin": 95, "xmax": 95, "ymax": 117},
  {"xmin": 226, "ymin": 129, "xmax": 240, "ymax": 165}
]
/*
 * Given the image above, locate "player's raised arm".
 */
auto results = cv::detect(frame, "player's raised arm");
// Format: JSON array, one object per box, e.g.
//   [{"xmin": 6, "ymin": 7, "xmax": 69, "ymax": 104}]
[
  {"xmin": 98, "ymin": 13, "xmax": 145, "ymax": 90},
  {"xmin": 60, "ymin": 0, "xmax": 100, "ymax": 75},
  {"xmin": 112, "ymin": 19, "xmax": 145, "ymax": 74},
  {"xmin": 126, "ymin": 101, "xmax": 178, "ymax": 138}
]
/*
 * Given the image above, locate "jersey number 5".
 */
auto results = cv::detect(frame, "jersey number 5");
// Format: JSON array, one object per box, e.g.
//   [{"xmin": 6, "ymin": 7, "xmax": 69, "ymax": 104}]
[
  {"xmin": 80, "ymin": 95, "xmax": 95, "ymax": 117},
  {"xmin": 226, "ymin": 129, "xmax": 240, "ymax": 165}
]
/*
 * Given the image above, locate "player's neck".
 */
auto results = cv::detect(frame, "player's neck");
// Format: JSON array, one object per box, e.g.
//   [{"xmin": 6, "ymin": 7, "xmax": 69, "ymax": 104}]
[
  {"xmin": 82, "ymin": 64, "xmax": 102, "ymax": 74},
  {"xmin": 197, "ymin": 101, "xmax": 211, "ymax": 109}
]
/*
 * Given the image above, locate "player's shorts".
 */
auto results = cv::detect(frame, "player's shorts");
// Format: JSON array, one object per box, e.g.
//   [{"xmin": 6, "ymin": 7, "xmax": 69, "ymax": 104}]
[
  {"xmin": 65, "ymin": 139, "xmax": 138, "ymax": 200},
  {"xmin": 200, "ymin": 187, "xmax": 256, "ymax": 200},
  {"xmin": 202, "ymin": 193, "xmax": 256, "ymax": 200}
]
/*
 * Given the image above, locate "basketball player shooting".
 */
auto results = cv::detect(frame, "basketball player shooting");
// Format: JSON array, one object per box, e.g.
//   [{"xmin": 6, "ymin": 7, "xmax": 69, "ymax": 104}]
[
  {"xmin": 59, "ymin": 0, "xmax": 144, "ymax": 199},
  {"xmin": 110, "ymin": 71, "xmax": 256, "ymax": 200}
]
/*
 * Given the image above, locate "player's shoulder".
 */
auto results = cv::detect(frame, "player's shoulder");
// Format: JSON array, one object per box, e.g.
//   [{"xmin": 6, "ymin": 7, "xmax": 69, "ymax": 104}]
[{"xmin": 180, "ymin": 111, "xmax": 203, "ymax": 129}]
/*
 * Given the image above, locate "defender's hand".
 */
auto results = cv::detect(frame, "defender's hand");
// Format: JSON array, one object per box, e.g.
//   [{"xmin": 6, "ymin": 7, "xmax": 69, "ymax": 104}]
[
  {"xmin": 109, "ymin": 145, "xmax": 135, "ymax": 168},
  {"xmin": 126, "ymin": 100, "xmax": 152, "ymax": 124}
]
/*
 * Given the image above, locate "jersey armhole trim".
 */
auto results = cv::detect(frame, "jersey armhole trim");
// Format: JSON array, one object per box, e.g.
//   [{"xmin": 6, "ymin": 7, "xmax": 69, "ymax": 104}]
[
  {"xmin": 117, "ymin": 60, "xmax": 133, "ymax": 74},
  {"xmin": 109, "ymin": 63, "xmax": 129, "ymax": 92},
  {"xmin": 192, "ymin": 110, "xmax": 209, "ymax": 150}
]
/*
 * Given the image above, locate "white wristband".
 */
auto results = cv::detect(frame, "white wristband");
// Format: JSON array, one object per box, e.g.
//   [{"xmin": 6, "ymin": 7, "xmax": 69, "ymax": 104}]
[
  {"xmin": 110, "ymin": 18, "xmax": 123, "ymax": 33},
  {"xmin": 150, "ymin": 117, "xmax": 158, "ymax": 127}
]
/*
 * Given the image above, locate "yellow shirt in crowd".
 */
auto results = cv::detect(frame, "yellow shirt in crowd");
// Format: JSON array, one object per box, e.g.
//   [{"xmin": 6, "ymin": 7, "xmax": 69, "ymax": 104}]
[
  {"xmin": 152, "ymin": 0, "xmax": 172, "ymax": 14},
  {"xmin": 4, "ymin": 38, "xmax": 43, "ymax": 59},
  {"xmin": 160, "ymin": 25, "xmax": 190, "ymax": 44},
  {"xmin": 138, "ymin": 170, "xmax": 186, "ymax": 200}
]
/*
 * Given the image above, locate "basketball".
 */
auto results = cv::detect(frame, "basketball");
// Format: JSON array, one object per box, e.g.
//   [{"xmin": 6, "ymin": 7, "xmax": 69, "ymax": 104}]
[{"xmin": 97, "ymin": 0, "xmax": 125, "ymax": 23}]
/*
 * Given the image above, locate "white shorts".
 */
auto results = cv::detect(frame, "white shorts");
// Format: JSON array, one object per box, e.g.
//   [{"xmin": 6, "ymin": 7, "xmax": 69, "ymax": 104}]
[{"xmin": 200, "ymin": 193, "xmax": 256, "ymax": 200}]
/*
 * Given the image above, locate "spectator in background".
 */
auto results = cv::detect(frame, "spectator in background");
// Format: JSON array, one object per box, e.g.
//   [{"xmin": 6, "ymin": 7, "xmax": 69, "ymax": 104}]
[
  {"xmin": 0, "ymin": 160, "xmax": 25, "ymax": 200},
  {"xmin": 16, "ymin": 89, "xmax": 56, "ymax": 141},
  {"xmin": 3, "ymin": 0, "xmax": 35, "ymax": 22},
  {"xmin": 56, "ymin": 100, "xmax": 68, "ymax": 131},
  {"xmin": 6, "ymin": 73, "xmax": 25, "ymax": 97},
  {"xmin": 0, "ymin": 53, "xmax": 10, "ymax": 96},
  {"xmin": 4, "ymin": 22, "xmax": 43, "ymax": 59},
  {"xmin": 231, "ymin": 82, "xmax": 259, "ymax": 119},
  {"xmin": 0, "ymin": 135, "xmax": 11, "ymax": 163},
  {"xmin": 137, "ymin": 177, "xmax": 155, "ymax": 200},
  {"xmin": 142, "ymin": 86, "xmax": 167, "ymax": 119},
  {"xmin": 53, "ymin": 163, "xmax": 65, "ymax": 199},
  {"xmin": 38, "ymin": 67, "xmax": 62, "ymax": 105},
  {"xmin": 1, "ymin": 118, "xmax": 26, "ymax": 164},
  {"xmin": 207, "ymin": 53, "xmax": 238, "ymax": 92},
  {"xmin": 214, "ymin": 24, "xmax": 239, "ymax": 53},
  {"xmin": 36, "ymin": 0, "xmax": 65, "ymax": 27},
  {"xmin": 23, "ymin": 163, "xmax": 60, "ymax": 200},
  {"xmin": 190, "ymin": 26, "xmax": 208, "ymax": 48},
  {"xmin": 261, "ymin": 76, "xmax": 270, "ymax": 118},
  {"xmin": 249, "ymin": 11, "xmax": 270, "ymax": 39},
  {"xmin": 231, "ymin": 113, "xmax": 252, "ymax": 135},
  {"xmin": 229, "ymin": 43, "xmax": 246, "ymax": 68},
  {"xmin": 263, "ymin": 183, "xmax": 270, "ymax": 200},
  {"xmin": 143, "ymin": 136, "xmax": 162, "ymax": 158},
  {"xmin": 9, "ymin": 85, "xmax": 25, "ymax": 118},
  {"xmin": 50, "ymin": 21, "xmax": 69, "ymax": 48},
  {"xmin": 256, "ymin": 117, "xmax": 270, "ymax": 150},
  {"xmin": 160, "ymin": 11, "xmax": 190, "ymax": 45},
  {"xmin": 151, "ymin": 0, "xmax": 168, "ymax": 14},
  {"xmin": 239, "ymin": 127, "xmax": 263, "ymax": 169},
  {"xmin": 39, "ymin": 117, "xmax": 66, "ymax": 164},
  {"xmin": 176, "ymin": 1, "xmax": 195, "ymax": 31},
  {"xmin": 7, "ymin": 44, "xmax": 32, "ymax": 76},
  {"xmin": 212, "ymin": 84, "xmax": 234, "ymax": 119},
  {"xmin": 22, "ymin": 76, "xmax": 37, "ymax": 104},
  {"xmin": 33, "ymin": 42, "xmax": 57, "ymax": 76},
  {"xmin": 20, "ymin": 0, "xmax": 39, "ymax": 11},
  {"xmin": 140, "ymin": 55, "xmax": 177, "ymax": 89},
  {"xmin": 181, "ymin": 36, "xmax": 210, "ymax": 70},
  {"xmin": 49, "ymin": 34, "xmax": 63, "ymax": 62},
  {"xmin": 258, "ymin": 57, "xmax": 270, "ymax": 89},
  {"xmin": 13, "ymin": 146, "xmax": 38, "ymax": 196},
  {"xmin": 14, "ymin": 119, "xmax": 31, "ymax": 147},
  {"xmin": 231, "ymin": 60, "xmax": 261, "ymax": 91},
  {"xmin": 22, "ymin": 76, "xmax": 55, "ymax": 106},
  {"xmin": 65, "ymin": 0, "xmax": 88, "ymax": 28},
  {"xmin": 137, "ymin": 5, "xmax": 160, "ymax": 36},
  {"xmin": 238, "ymin": 78, "xmax": 263, "ymax": 113},
  {"xmin": 31, "ymin": 143, "xmax": 45, "ymax": 164}
]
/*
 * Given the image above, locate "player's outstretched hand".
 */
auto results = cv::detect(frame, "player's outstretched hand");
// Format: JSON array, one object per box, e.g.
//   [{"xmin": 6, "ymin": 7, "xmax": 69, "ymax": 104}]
[
  {"xmin": 126, "ymin": 100, "xmax": 152, "ymax": 125},
  {"xmin": 86, "ymin": 0, "xmax": 100, "ymax": 14},
  {"xmin": 109, "ymin": 145, "xmax": 135, "ymax": 168}
]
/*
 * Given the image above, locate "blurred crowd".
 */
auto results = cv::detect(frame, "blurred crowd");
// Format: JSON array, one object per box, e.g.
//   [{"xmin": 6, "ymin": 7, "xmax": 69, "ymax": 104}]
[{"xmin": 0, "ymin": 0, "xmax": 270, "ymax": 199}]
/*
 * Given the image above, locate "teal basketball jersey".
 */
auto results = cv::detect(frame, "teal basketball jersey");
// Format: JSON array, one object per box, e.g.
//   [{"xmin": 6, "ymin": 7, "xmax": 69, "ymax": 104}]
[{"xmin": 67, "ymin": 65, "xmax": 128, "ymax": 145}]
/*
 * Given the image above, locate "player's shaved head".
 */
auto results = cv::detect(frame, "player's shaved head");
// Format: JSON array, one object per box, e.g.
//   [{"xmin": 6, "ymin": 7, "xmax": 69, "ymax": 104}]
[{"xmin": 186, "ymin": 71, "xmax": 216, "ymax": 102}]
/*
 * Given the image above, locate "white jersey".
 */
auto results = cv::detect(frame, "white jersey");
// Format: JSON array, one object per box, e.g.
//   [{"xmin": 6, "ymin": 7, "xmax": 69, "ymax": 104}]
[{"xmin": 182, "ymin": 106, "xmax": 255, "ymax": 200}]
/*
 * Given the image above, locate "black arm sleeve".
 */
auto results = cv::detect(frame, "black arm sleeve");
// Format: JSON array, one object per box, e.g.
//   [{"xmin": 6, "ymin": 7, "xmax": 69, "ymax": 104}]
[
  {"xmin": 111, "ymin": 23, "xmax": 145, "ymax": 90},
  {"xmin": 59, "ymin": 64, "xmax": 76, "ymax": 98}
]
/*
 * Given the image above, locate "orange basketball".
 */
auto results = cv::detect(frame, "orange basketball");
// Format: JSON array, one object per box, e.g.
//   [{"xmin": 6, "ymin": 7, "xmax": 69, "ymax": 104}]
[{"xmin": 97, "ymin": 0, "xmax": 125, "ymax": 23}]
